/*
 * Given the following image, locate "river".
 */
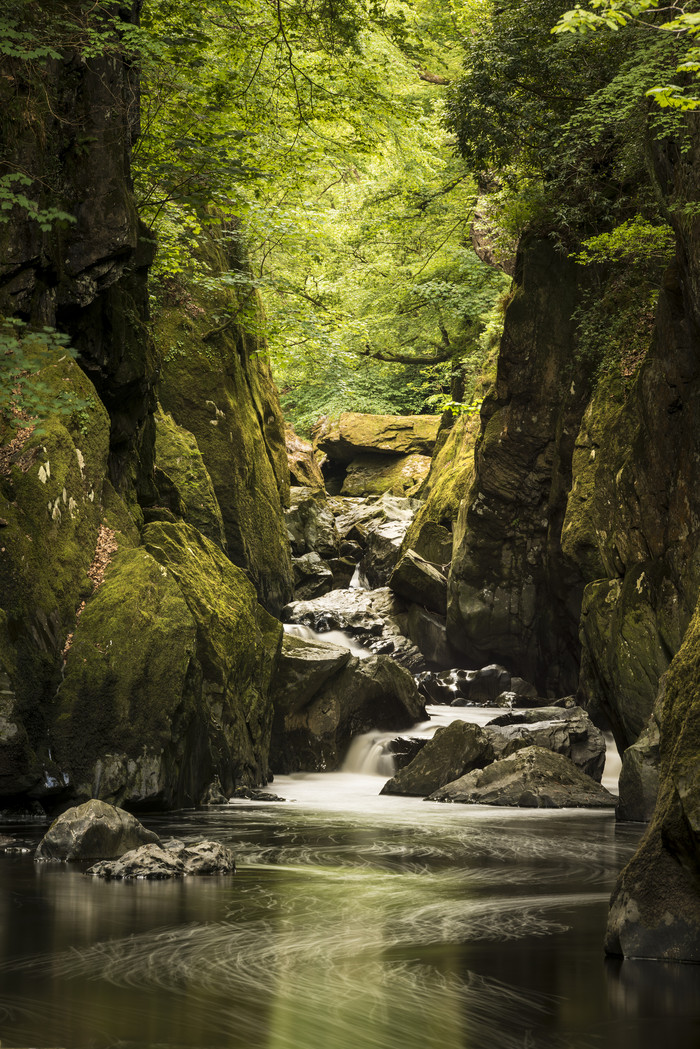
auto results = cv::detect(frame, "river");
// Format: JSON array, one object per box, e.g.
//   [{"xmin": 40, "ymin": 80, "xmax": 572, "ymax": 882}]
[{"xmin": 1, "ymin": 708, "xmax": 699, "ymax": 1049}]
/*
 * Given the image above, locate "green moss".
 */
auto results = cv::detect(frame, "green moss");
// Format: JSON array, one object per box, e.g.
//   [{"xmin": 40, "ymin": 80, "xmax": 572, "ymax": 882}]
[
  {"xmin": 401, "ymin": 414, "xmax": 478, "ymax": 558},
  {"xmin": 53, "ymin": 545, "xmax": 197, "ymax": 804},
  {"xmin": 154, "ymin": 406, "xmax": 226, "ymax": 549},
  {"xmin": 154, "ymin": 289, "xmax": 293, "ymax": 614}
]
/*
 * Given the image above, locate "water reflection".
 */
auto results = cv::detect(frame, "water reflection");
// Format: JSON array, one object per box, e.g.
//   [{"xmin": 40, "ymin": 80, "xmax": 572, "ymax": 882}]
[{"xmin": 0, "ymin": 777, "xmax": 698, "ymax": 1049}]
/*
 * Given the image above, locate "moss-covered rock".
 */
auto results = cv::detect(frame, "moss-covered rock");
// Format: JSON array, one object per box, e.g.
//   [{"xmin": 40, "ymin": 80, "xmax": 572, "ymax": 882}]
[
  {"xmin": 0, "ymin": 349, "xmax": 116, "ymax": 798},
  {"xmin": 606, "ymin": 602, "xmax": 700, "ymax": 961},
  {"xmin": 52, "ymin": 522, "xmax": 283, "ymax": 807},
  {"xmin": 341, "ymin": 453, "xmax": 432, "ymax": 497},
  {"xmin": 153, "ymin": 406, "xmax": 226, "ymax": 550},
  {"xmin": 313, "ymin": 413, "xmax": 441, "ymax": 463},
  {"xmin": 155, "ymin": 270, "xmax": 293, "ymax": 614}
]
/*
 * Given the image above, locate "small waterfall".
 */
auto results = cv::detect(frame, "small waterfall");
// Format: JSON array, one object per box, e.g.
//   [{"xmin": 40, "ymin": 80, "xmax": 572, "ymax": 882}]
[
  {"xmin": 283, "ymin": 622, "xmax": 372, "ymax": 658},
  {"xmin": 602, "ymin": 732, "xmax": 621, "ymax": 795},
  {"xmin": 342, "ymin": 731, "xmax": 398, "ymax": 776}
]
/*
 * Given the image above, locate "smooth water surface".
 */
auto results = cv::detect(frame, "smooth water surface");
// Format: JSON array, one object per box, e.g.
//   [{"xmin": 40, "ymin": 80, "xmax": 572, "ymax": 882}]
[{"xmin": 1, "ymin": 751, "xmax": 699, "ymax": 1048}]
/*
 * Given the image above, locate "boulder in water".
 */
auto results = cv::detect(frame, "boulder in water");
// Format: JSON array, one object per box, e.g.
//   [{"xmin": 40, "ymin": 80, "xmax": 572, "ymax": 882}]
[
  {"xmin": 87, "ymin": 838, "xmax": 236, "ymax": 879},
  {"xmin": 486, "ymin": 706, "xmax": 606, "ymax": 781},
  {"xmin": 381, "ymin": 720, "xmax": 495, "ymax": 796},
  {"xmin": 272, "ymin": 632, "xmax": 352, "ymax": 715},
  {"xmin": 427, "ymin": 746, "xmax": 616, "ymax": 808},
  {"xmin": 35, "ymin": 800, "xmax": 160, "ymax": 862}
]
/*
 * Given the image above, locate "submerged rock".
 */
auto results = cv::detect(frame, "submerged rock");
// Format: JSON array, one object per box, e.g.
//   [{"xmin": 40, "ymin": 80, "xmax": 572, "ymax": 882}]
[
  {"xmin": 381, "ymin": 721, "xmax": 494, "ymax": 797},
  {"xmin": 35, "ymin": 800, "xmax": 160, "ymax": 862},
  {"xmin": 87, "ymin": 838, "xmax": 236, "ymax": 879},
  {"xmin": 427, "ymin": 746, "xmax": 616, "ymax": 808}
]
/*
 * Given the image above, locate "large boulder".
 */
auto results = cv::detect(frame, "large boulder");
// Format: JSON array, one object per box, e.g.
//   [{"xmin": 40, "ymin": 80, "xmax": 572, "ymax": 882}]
[
  {"xmin": 271, "ymin": 651, "xmax": 425, "ymax": 773},
  {"xmin": 327, "ymin": 492, "xmax": 418, "ymax": 541},
  {"xmin": 409, "ymin": 520, "xmax": 454, "ymax": 567},
  {"xmin": 52, "ymin": 522, "xmax": 283, "ymax": 807},
  {"xmin": 272, "ymin": 633, "xmax": 352, "ymax": 716},
  {"xmin": 152, "ymin": 407, "xmax": 227, "ymax": 550},
  {"xmin": 292, "ymin": 552, "xmax": 334, "ymax": 600},
  {"xmin": 313, "ymin": 413, "xmax": 441, "ymax": 463},
  {"xmin": 427, "ymin": 746, "xmax": 616, "ymax": 808},
  {"xmin": 87, "ymin": 838, "xmax": 236, "ymax": 879},
  {"xmin": 341, "ymin": 453, "xmax": 431, "ymax": 498},
  {"xmin": 35, "ymin": 800, "xmax": 159, "ymax": 862},
  {"xmin": 380, "ymin": 720, "xmax": 494, "ymax": 796},
  {"xmin": 361, "ymin": 519, "xmax": 408, "ymax": 587},
  {"xmin": 285, "ymin": 488, "xmax": 339, "ymax": 559},
  {"xmin": 485, "ymin": 706, "xmax": 606, "ymax": 781},
  {"xmin": 389, "ymin": 549, "xmax": 448, "ymax": 616}
]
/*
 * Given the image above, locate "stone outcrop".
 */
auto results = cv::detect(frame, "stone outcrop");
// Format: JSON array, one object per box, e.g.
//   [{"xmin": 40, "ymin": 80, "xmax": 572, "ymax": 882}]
[
  {"xmin": 389, "ymin": 550, "xmax": 448, "ymax": 616},
  {"xmin": 447, "ymin": 238, "xmax": 591, "ymax": 696},
  {"xmin": 155, "ymin": 233, "xmax": 293, "ymax": 616},
  {"xmin": 286, "ymin": 425, "xmax": 325, "ymax": 489},
  {"xmin": 35, "ymin": 800, "xmax": 159, "ymax": 862},
  {"xmin": 313, "ymin": 413, "xmax": 441, "ymax": 462},
  {"xmin": 341, "ymin": 453, "xmax": 431, "ymax": 497},
  {"xmin": 51, "ymin": 522, "xmax": 283, "ymax": 807},
  {"xmin": 427, "ymin": 746, "xmax": 616, "ymax": 809}
]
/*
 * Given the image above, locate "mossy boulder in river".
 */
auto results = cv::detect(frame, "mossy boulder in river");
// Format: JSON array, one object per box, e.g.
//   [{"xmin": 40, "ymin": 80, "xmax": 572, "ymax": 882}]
[{"xmin": 53, "ymin": 522, "xmax": 283, "ymax": 807}]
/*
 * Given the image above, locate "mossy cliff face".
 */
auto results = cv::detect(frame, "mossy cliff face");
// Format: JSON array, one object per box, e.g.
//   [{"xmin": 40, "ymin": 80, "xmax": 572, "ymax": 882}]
[
  {"xmin": 155, "ymin": 257, "xmax": 293, "ymax": 615},
  {"xmin": 53, "ymin": 522, "xmax": 282, "ymax": 807},
  {"xmin": 447, "ymin": 238, "xmax": 592, "ymax": 694},
  {"xmin": 605, "ymin": 602, "xmax": 700, "ymax": 961},
  {"xmin": 0, "ymin": 348, "xmax": 113, "ymax": 797},
  {"xmin": 0, "ymin": 1, "xmax": 156, "ymax": 502}
]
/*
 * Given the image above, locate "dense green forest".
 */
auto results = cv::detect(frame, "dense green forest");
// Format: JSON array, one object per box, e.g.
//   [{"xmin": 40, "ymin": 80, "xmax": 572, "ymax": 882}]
[{"xmin": 4, "ymin": 0, "xmax": 696, "ymax": 433}]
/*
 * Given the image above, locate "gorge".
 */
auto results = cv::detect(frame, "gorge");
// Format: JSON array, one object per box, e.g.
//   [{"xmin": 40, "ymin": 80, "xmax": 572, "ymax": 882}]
[{"xmin": 1, "ymin": 1, "xmax": 700, "ymax": 1047}]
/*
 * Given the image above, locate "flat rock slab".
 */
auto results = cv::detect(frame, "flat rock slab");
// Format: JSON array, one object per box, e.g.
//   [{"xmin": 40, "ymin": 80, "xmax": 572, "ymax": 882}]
[
  {"xmin": 35, "ymin": 800, "xmax": 160, "ymax": 862},
  {"xmin": 427, "ymin": 746, "xmax": 616, "ymax": 809},
  {"xmin": 87, "ymin": 839, "xmax": 236, "ymax": 879}
]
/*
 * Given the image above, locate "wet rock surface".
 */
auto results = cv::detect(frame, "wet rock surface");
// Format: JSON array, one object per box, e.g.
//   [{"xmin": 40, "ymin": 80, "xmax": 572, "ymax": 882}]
[
  {"xmin": 35, "ymin": 801, "xmax": 160, "ymax": 862},
  {"xmin": 389, "ymin": 549, "xmax": 448, "ymax": 616},
  {"xmin": 381, "ymin": 721, "xmax": 495, "ymax": 797},
  {"xmin": 292, "ymin": 552, "xmax": 334, "ymax": 600},
  {"xmin": 485, "ymin": 707, "xmax": 606, "ymax": 781},
  {"xmin": 87, "ymin": 839, "xmax": 236, "ymax": 879},
  {"xmin": 427, "ymin": 746, "xmax": 616, "ymax": 809}
]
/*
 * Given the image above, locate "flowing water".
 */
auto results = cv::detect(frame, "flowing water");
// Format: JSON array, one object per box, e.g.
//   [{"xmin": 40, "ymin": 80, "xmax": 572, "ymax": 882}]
[{"xmin": 2, "ymin": 723, "xmax": 700, "ymax": 1049}]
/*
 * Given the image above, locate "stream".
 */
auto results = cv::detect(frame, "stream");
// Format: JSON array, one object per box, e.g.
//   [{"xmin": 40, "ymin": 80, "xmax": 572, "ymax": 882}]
[{"xmin": 1, "ymin": 707, "xmax": 700, "ymax": 1049}]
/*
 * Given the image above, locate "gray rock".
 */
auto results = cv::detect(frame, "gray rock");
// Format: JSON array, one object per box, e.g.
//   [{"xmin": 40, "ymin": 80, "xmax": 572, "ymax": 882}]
[
  {"xmin": 361, "ymin": 519, "xmax": 409, "ymax": 587},
  {"xmin": 427, "ymin": 746, "xmax": 616, "ymax": 808},
  {"xmin": 285, "ymin": 488, "xmax": 339, "ymax": 558},
  {"xmin": 292, "ymin": 552, "xmax": 334, "ymax": 600},
  {"xmin": 200, "ymin": 779, "xmax": 229, "ymax": 806},
  {"xmin": 328, "ymin": 557, "xmax": 357, "ymax": 589},
  {"xmin": 87, "ymin": 838, "xmax": 236, "ymax": 879},
  {"xmin": 230, "ymin": 787, "xmax": 285, "ymax": 802},
  {"xmin": 272, "ymin": 633, "xmax": 351, "ymax": 715},
  {"xmin": 404, "ymin": 605, "xmax": 455, "ymax": 666},
  {"xmin": 339, "ymin": 540, "xmax": 363, "ymax": 561},
  {"xmin": 617, "ymin": 717, "xmax": 660, "ymax": 822},
  {"xmin": 385, "ymin": 736, "xmax": 427, "ymax": 770},
  {"xmin": 327, "ymin": 493, "xmax": 418, "ymax": 542},
  {"xmin": 271, "ymin": 654, "xmax": 426, "ymax": 773},
  {"xmin": 284, "ymin": 587, "xmax": 426, "ymax": 671},
  {"xmin": 485, "ymin": 706, "xmax": 607, "ymax": 781},
  {"xmin": 381, "ymin": 721, "xmax": 495, "ymax": 796},
  {"xmin": 389, "ymin": 549, "xmax": 448, "ymax": 616},
  {"xmin": 35, "ymin": 800, "xmax": 160, "ymax": 862},
  {"xmin": 449, "ymin": 664, "xmax": 513, "ymax": 705}
]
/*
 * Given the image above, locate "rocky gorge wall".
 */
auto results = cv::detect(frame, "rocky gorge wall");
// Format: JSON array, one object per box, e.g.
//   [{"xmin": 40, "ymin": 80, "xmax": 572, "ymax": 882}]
[
  {"xmin": 445, "ymin": 121, "xmax": 700, "ymax": 960},
  {"xmin": 0, "ymin": 4, "xmax": 291, "ymax": 809}
]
